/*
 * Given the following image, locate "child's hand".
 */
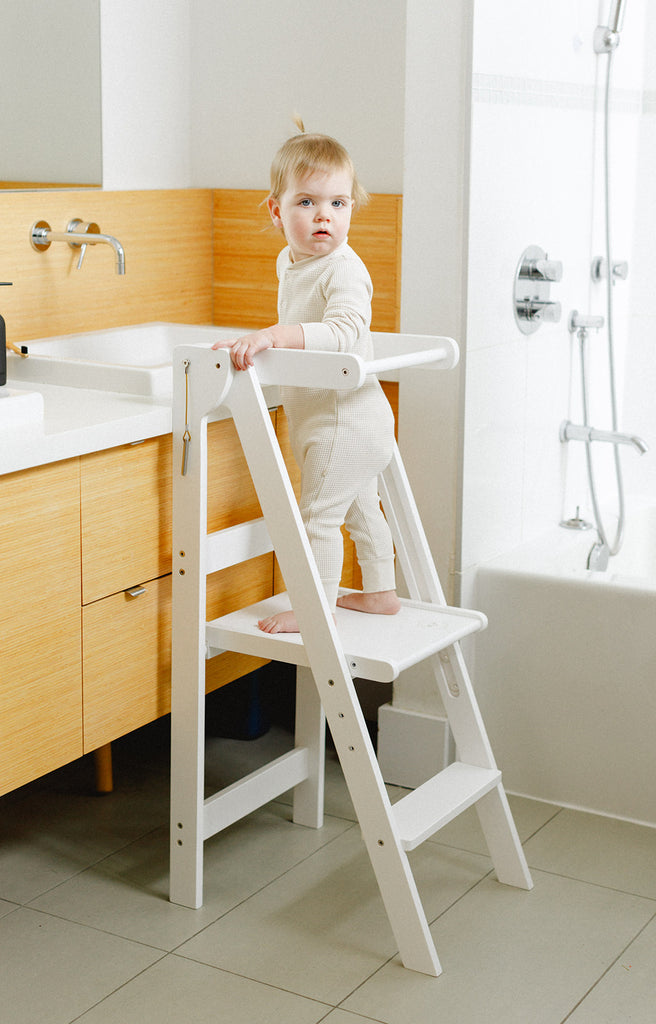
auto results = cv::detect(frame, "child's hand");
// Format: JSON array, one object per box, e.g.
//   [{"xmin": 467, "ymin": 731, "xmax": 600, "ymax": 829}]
[{"xmin": 212, "ymin": 330, "xmax": 273, "ymax": 370}]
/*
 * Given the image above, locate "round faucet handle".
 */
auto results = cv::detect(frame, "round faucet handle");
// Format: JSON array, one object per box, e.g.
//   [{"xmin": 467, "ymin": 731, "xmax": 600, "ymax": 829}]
[{"xmin": 519, "ymin": 258, "xmax": 563, "ymax": 282}]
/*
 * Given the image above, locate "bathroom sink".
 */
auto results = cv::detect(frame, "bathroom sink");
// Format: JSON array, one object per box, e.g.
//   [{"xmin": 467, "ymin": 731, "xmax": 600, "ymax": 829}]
[
  {"xmin": 6, "ymin": 322, "xmax": 243, "ymax": 398},
  {"xmin": 0, "ymin": 388, "xmax": 44, "ymax": 431}
]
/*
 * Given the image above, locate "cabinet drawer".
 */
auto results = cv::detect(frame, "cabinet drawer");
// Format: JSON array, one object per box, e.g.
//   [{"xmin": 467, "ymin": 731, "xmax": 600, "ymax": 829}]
[
  {"xmin": 81, "ymin": 436, "xmax": 173, "ymax": 605},
  {"xmin": 81, "ymin": 418, "xmax": 269, "ymax": 605},
  {"xmin": 83, "ymin": 575, "xmax": 172, "ymax": 751},
  {"xmin": 83, "ymin": 553, "xmax": 272, "ymax": 751}
]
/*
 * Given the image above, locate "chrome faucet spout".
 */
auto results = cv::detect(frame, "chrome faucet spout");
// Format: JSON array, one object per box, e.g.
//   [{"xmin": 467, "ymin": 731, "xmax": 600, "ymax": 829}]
[
  {"xmin": 628, "ymin": 434, "xmax": 650, "ymax": 456},
  {"xmin": 43, "ymin": 231, "xmax": 125, "ymax": 275},
  {"xmin": 560, "ymin": 420, "xmax": 649, "ymax": 455},
  {"xmin": 30, "ymin": 220, "xmax": 126, "ymax": 275}
]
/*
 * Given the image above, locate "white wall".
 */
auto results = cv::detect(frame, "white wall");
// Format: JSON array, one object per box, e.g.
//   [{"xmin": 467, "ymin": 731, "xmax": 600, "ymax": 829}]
[
  {"xmin": 623, "ymin": 0, "xmax": 656, "ymax": 498},
  {"xmin": 100, "ymin": 0, "xmax": 192, "ymax": 190},
  {"xmin": 189, "ymin": 0, "xmax": 406, "ymax": 193}
]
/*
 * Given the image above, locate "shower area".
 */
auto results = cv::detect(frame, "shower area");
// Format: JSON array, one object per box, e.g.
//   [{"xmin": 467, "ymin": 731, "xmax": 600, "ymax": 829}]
[{"xmin": 461, "ymin": 0, "xmax": 656, "ymax": 824}]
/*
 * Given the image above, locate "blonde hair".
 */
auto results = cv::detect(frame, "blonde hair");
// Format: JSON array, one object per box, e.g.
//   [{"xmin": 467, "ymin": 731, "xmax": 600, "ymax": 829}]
[{"xmin": 269, "ymin": 116, "xmax": 369, "ymax": 211}]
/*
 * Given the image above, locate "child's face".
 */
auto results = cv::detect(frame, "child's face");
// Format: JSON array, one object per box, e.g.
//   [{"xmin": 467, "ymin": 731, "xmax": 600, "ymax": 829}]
[{"xmin": 268, "ymin": 168, "xmax": 354, "ymax": 262}]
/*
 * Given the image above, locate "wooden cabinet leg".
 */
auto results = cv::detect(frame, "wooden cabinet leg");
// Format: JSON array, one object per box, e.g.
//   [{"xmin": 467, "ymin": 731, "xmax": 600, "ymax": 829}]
[{"xmin": 93, "ymin": 742, "xmax": 113, "ymax": 793}]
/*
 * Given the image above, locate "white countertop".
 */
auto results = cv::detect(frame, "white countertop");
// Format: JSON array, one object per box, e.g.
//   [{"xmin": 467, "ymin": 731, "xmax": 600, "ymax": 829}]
[
  {"xmin": 0, "ymin": 380, "xmax": 174, "ymax": 476},
  {"xmin": 0, "ymin": 379, "xmax": 283, "ymax": 477}
]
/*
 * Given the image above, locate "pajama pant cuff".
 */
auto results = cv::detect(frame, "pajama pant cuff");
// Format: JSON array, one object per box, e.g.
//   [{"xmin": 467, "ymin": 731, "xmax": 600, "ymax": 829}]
[{"xmin": 360, "ymin": 555, "xmax": 396, "ymax": 594}]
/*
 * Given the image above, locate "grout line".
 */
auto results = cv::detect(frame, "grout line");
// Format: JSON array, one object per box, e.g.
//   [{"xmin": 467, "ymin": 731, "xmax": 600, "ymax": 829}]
[
  {"xmin": 518, "ymin": 863, "xmax": 656, "ymax": 904},
  {"xmin": 165, "ymin": 952, "xmax": 336, "ymax": 1015},
  {"xmin": 167, "ymin": 818, "xmax": 360, "ymax": 955},
  {"xmin": 558, "ymin": 908, "xmax": 656, "ymax": 1023},
  {"xmin": 66, "ymin": 950, "xmax": 170, "ymax": 1024}
]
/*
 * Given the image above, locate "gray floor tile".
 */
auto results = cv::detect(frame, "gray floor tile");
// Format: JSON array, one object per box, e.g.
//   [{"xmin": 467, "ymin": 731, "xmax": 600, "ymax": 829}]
[
  {"xmin": 343, "ymin": 870, "xmax": 655, "ymax": 1024},
  {"xmin": 523, "ymin": 808, "xmax": 656, "ymax": 898},
  {"xmin": 73, "ymin": 953, "xmax": 330, "ymax": 1024},
  {"xmin": 177, "ymin": 825, "xmax": 491, "ymax": 1004},
  {"xmin": 29, "ymin": 803, "xmax": 351, "ymax": 949},
  {"xmin": 3, "ymin": 711, "xmax": 656, "ymax": 1022},
  {"xmin": 567, "ymin": 913, "xmax": 656, "ymax": 1023},
  {"xmin": 0, "ymin": 907, "xmax": 162, "ymax": 1024},
  {"xmin": 0, "ymin": 898, "xmax": 18, "ymax": 919},
  {"xmin": 0, "ymin": 751, "xmax": 169, "ymax": 904}
]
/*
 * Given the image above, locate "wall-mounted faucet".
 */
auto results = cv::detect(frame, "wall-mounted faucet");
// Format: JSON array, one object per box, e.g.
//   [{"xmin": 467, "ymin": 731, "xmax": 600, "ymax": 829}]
[
  {"xmin": 560, "ymin": 420, "xmax": 648, "ymax": 456},
  {"xmin": 30, "ymin": 219, "xmax": 126, "ymax": 275},
  {"xmin": 562, "ymin": 307, "xmax": 648, "ymax": 457}
]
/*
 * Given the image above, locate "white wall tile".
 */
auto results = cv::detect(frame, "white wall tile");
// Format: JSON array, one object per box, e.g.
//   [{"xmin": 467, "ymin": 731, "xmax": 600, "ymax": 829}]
[{"xmin": 463, "ymin": 0, "xmax": 653, "ymax": 567}]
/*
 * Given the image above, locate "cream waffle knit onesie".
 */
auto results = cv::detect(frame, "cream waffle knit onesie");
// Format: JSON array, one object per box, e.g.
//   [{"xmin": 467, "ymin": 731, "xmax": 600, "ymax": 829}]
[{"xmin": 277, "ymin": 239, "xmax": 396, "ymax": 609}]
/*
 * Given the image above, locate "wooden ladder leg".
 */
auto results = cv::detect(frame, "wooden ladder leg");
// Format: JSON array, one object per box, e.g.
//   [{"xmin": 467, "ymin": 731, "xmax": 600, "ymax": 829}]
[
  {"xmin": 170, "ymin": 414, "xmax": 209, "ymax": 910},
  {"xmin": 323, "ymin": 676, "xmax": 442, "ymax": 976},
  {"xmin": 292, "ymin": 666, "xmax": 325, "ymax": 828},
  {"xmin": 434, "ymin": 646, "xmax": 532, "ymax": 891},
  {"xmin": 227, "ymin": 374, "xmax": 440, "ymax": 972},
  {"xmin": 475, "ymin": 784, "xmax": 533, "ymax": 889},
  {"xmin": 169, "ymin": 675, "xmax": 206, "ymax": 908}
]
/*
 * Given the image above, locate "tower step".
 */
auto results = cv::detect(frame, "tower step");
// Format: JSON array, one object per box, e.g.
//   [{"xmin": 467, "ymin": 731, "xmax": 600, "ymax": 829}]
[
  {"xmin": 206, "ymin": 591, "xmax": 487, "ymax": 683},
  {"xmin": 392, "ymin": 762, "xmax": 502, "ymax": 851}
]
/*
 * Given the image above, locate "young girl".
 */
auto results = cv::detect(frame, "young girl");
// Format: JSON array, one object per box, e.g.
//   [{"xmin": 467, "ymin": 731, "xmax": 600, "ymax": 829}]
[{"xmin": 214, "ymin": 120, "xmax": 400, "ymax": 633}]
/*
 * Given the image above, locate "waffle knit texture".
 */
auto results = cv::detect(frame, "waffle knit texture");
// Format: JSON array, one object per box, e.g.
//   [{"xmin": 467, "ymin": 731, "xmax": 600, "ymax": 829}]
[{"xmin": 277, "ymin": 240, "xmax": 396, "ymax": 607}]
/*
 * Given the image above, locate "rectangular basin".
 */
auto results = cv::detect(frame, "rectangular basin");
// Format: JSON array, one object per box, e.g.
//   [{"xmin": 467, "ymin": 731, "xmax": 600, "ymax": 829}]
[{"xmin": 6, "ymin": 322, "xmax": 243, "ymax": 398}]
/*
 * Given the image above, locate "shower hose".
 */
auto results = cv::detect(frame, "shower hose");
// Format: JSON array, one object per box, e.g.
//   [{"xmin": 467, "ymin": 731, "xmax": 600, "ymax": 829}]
[{"xmin": 582, "ymin": 43, "xmax": 625, "ymax": 559}]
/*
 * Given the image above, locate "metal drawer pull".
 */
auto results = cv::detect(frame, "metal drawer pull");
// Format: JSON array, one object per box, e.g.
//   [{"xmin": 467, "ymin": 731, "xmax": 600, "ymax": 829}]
[{"xmin": 125, "ymin": 586, "xmax": 147, "ymax": 598}]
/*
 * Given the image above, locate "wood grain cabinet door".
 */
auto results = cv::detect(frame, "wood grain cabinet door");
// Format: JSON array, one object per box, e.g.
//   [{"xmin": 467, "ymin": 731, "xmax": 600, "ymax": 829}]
[
  {"xmin": 81, "ymin": 436, "xmax": 173, "ymax": 605},
  {"xmin": 0, "ymin": 459, "xmax": 82, "ymax": 794}
]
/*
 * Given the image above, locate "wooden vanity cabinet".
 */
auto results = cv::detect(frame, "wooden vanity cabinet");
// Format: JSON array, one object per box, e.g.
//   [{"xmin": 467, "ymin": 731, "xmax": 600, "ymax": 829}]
[
  {"xmin": 1, "ymin": 387, "xmax": 398, "ymax": 793},
  {"xmin": 0, "ymin": 459, "xmax": 82, "ymax": 795}
]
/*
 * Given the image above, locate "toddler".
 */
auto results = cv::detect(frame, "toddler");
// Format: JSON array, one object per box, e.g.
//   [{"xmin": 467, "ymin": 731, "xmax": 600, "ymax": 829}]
[{"xmin": 214, "ymin": 120, "xmax": 400, "ymax": 633}]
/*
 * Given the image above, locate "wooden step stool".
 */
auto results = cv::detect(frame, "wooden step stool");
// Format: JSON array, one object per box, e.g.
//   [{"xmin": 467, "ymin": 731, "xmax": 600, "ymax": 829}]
[{"xmin": 169, "ymin": 332, "xmax": 532, "ymax": 977}]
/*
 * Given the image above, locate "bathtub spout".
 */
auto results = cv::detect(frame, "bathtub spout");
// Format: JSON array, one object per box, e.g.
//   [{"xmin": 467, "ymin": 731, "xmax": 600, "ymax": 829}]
[{"xmin": 560, "ymin": 420, "xmax": 649, "ymax": 455}]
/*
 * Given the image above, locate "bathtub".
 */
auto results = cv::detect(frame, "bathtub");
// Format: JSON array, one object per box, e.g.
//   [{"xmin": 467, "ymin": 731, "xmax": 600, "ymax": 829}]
[{"xmin": 469, "ymin": 502, "xmax": 656, "ymax": 826}]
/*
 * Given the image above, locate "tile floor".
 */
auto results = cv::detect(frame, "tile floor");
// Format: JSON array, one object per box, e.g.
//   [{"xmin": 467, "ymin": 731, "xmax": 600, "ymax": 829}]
[{"xmin": 1, "ymin": 714, "xmax": 655, "ymax": 1024}]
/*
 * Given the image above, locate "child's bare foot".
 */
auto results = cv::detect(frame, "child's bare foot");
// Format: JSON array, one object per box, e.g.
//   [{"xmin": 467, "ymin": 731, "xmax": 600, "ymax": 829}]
[
  {"xmin": 336, "ymin": 590, "xmax": 401, "ymax": 615},
  {"xmin": 257, "ymin": 609, "xmax": 338, "ymax": 634},
  {"xmin": 258, "ymin": 610, "xmax": 299, "ymax": 633}
]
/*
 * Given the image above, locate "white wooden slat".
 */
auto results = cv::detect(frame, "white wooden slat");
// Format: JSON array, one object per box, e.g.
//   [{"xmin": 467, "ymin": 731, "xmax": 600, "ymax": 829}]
[
  {"xmin": 203, "ymin": 748, "xmax": 309, "ymax": 840},
  {"xmin": 392, "ymin": 763, "xmax": 501, "ymax": 851},
  {"xmin": 205, "ymin": 517, "xmax": 273, "ymax": 574}
]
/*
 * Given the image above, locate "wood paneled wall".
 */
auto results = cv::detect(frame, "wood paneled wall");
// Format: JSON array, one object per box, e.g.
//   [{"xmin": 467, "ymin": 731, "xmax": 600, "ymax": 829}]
[
  {"xmin": 0, "ymin": 187, "xmax": 401, "ymax": 346},
  {"xmin": 0, "ymin": 190, "xmax": 214, "ymax": 345},
  {"xmin": 212, "ymin": 190, "xmax": 402, "ymax": 332}
]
